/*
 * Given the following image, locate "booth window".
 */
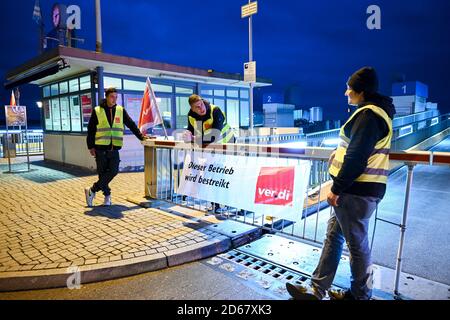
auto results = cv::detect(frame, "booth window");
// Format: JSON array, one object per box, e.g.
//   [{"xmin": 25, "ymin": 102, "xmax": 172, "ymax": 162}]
[
  {"xmin": 69, "ymin": 78, "xmax": 79, "ymax": 92},
  {"xmin": 81, "ymin": 93, "xmax": 92, "ymax": 131},
  {"xmin": 104, "ymin": 76, "xmax": 122, "ymax": 90},
  {"xmin": 43, "ymin": 100, "xmax": 52, "ymax": 130},
  {"xmin": 60, "ymin": 96, "xmax": 71, "ymax": 131},
  {"xmin": 51, "ymin": 84, "xmax": 59, "ymax": 96},
  {"xmin": 213, "ymin": 98, "xmax": 225, "ymax": 110},
  {"xmin": 51, "ymin": 98, "xmax": 61, "ymax": 131},
  {"xmin": 59, "ymin": 82, "xmax": 68, "ymax": 95},
  {"xmin": 176, "ymin": 86, "xmax": 193, "ymax": 94},
  {"xmin": 226, "ymin": 99, "xmax": 240, "ymax": 129},
  {"xmin": 240, "ymin": 100, "xmax": 250, "ymax": 127},
  {"xmin": 176, "ymin": 96, "xmax": 190, "ymax": 129},
  {"xmin": 227, "ymin": 89, "xmax": 239, "ymax": 98},
  {"xmin": 70, "ymin": 95, "xmax": 82, "ymax": 132},
  {"xmin": 123, "ymin": 94, "xmax": 142, "ymax": 124},
  {"xmin": 43, "ymin": 86, "xmax": 50, "ymax": 98},
  {"xmin": 123, "ymin": 79, "xmax": 145, "ymax": 91},
  {"xmin": 79, "ymin": 76, "xmax": 91, "ymax": 91}
]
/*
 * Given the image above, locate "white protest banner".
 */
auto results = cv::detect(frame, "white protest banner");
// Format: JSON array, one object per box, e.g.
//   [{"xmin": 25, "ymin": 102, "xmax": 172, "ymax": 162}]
[{"xmin": 177, "ymin": 151, "xmax": 311, "ymax": 221}]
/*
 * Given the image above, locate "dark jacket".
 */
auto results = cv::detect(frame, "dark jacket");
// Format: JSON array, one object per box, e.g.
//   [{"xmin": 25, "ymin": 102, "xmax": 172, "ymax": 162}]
[
  {"xmin": 86, "ymin": 99, "xmax": 144, "ymax": 150},
  {"xmin": 187, "ymin": 100, "xmax": 227, "ymax": 144},
  {"xmin": 331, "ymin": 93, "xmax": 396, "ymax": 199}
]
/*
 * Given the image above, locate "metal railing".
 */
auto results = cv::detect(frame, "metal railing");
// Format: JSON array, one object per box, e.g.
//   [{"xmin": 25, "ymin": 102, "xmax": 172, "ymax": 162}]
[
  {"xmin": 142, "ymin": 139, "xmax": 450, "ymax": 298},
  {"xmin": 392, "ymin": 109, "xmax": 440, "ymax": 128},
  {"xmin": 0, "ymin": 131, "xmax": 44, "ymax": 158},
  {"xmin": 236, "ymin": 133, "xmax": 304, "ymax": 145}
]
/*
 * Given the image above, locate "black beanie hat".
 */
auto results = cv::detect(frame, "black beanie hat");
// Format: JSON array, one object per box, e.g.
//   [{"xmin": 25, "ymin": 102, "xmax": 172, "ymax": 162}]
[{"xmin": 347, "ymin": 67, "xmax": 378, "ymax": 94}]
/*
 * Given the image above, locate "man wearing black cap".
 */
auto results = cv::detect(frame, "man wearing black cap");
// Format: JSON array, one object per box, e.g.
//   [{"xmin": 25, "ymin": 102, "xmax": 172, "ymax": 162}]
[{"xmin": 286, "ymin": 67, "xmax": 396, "ymax": 300}]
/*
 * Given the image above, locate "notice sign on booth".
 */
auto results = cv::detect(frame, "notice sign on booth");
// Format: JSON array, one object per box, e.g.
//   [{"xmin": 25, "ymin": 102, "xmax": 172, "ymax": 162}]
[
  {"xmin": 5, "ymin": 105, "xmax": 26, "ymax": 126},
  {"xmin": 178, "ymin": 151, "xmax": 311, "ymax": 221}
]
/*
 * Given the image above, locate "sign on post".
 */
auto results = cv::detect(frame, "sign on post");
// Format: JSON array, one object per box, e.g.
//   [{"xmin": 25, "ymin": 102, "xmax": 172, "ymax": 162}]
[
  {"xmin": 5, "ymin": 105, "xmax": 26, "ymax": 126},
  {"xmin": 241, "ymin": 1, "xmax": 258, "ymax": 18},
  {"xmin": 244, "ymin": 61, "xmax": 256, "ymax": 83},
  {"xmin": 3, "ymin": 105, "xmax": 31, "ymax": 173}
]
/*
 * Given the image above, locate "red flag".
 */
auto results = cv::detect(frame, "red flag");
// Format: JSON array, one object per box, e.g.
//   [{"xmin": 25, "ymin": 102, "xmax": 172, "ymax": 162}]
[
  {"xmin": 138, "ymin": 78, "xmax": 162, "ymax": 135},
  {"xmin": 10, "ymin": 90, "xmax": 16, "ymax": 106}
]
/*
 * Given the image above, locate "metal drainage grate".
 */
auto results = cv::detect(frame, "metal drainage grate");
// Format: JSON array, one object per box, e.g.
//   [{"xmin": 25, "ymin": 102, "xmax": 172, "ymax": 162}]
[{"xmin": 220, "ymin": 249, "xmax": 310, "ymax": 285}]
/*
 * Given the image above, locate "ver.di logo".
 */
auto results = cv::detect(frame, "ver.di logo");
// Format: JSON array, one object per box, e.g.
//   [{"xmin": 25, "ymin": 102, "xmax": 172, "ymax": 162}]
[{"xmin": 254, "ymin": 167, "xmax": 295, "ymax": 206}]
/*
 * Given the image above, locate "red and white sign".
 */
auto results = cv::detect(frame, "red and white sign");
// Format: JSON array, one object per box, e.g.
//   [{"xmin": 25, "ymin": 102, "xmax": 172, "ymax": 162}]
[
  {"xmin": 178, "ymin": 152, "xmax": 311, "ymax": 221},
  {"xmin": 255, "ymin": 167, "xmax": 295, "ymax": 206}
]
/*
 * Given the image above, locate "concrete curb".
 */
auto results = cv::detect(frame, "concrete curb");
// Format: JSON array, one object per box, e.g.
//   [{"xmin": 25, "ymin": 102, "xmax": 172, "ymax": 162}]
[
  {"xmin": 0, "ymin": 237, "xmax": 233, "ymax": 292},
  {"xmin": 0, "ymin": 253, "xmax": 167, "ymax": 292},
  {"xmin": 166, "ymin": 236, "xmax": 231, "ymax": 267}
]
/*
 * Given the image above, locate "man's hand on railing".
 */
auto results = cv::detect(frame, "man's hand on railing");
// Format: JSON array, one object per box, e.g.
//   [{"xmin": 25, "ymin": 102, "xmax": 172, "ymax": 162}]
[
  {"xmin": 327, "ymin": 191, "xmax": 340, "ymax": 207},
  {"xmin": 182, "ymin": 130, "xmax": 193, "ymax": 142},
  {"xmin": 89, "ymin": 148, "xmax": 96, "ymax": 157},
  {"xmin": 328, "ymin": 150, "xmax": 336, "ymax": 168}
]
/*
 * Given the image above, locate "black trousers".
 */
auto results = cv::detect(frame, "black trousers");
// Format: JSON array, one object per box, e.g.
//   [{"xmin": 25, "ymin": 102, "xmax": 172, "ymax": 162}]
[{"xmin": 91, "ymin": 150, "xmax": 120, "ymax": 196}]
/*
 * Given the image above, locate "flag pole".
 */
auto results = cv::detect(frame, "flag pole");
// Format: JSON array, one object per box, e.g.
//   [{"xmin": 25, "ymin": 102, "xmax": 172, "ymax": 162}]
[{"xmin": 147, "ymin": 78, "xmax": 169, "ymax": 140}]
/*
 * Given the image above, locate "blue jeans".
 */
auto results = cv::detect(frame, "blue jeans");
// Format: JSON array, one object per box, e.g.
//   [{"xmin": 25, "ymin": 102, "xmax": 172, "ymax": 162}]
[{"xmin": 311, "ymin": 193, "xmax": 380, "ymax": 300}]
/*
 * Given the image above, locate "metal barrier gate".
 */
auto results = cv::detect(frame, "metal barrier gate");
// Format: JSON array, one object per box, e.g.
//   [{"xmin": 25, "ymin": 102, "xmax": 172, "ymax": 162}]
[{"xmin": 143, "ymin": 140, "xmax": 450, "ymax": 298}]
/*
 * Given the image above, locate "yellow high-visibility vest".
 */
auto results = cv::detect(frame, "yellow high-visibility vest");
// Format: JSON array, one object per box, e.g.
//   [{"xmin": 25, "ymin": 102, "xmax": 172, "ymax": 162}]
[
  {"xmin": 94, "ymin": 105, "xmax": 124, "ymax": 147},
  {"xmin": 329, "ymin": 105, "xmax": 393, "ymax": 184},
  {"xmin": 188, "ymin": 104, "xmax": 234, "ymax": 144}
]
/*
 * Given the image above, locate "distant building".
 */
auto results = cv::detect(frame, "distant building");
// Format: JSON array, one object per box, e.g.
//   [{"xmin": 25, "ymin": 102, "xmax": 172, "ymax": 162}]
[
  {"xmin": 294, "ymin": 109, "xmax": 310, "ymax": 121},
  {"xmin": 426, "ymin": 102, "xmax": 438, "ymax": 110},
  {"xmin": 263, "ymin": 103, "xmax": 295, "ymax": 127},
  {"xmin": 309, "ymin": 107, "xmax": 323, "ymax": 122},
  {"xmin": 334, "ymin": 120, "xmax": 341, "ymax": 129},
  {"xmin": 391, "ymin": 81, "xmax": 435, "ymax": 115}
]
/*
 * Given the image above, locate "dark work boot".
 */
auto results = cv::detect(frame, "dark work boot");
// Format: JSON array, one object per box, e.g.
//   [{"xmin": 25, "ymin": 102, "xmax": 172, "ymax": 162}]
[{"xmin": 286, "ymin": 282, "xmax": 323, "ymax": 300}]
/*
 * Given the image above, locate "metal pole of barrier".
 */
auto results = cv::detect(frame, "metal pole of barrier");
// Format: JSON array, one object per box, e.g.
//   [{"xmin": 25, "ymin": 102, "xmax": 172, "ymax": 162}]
[
  {"xmin": 154, "ymin": 146, "xmax": 158, "ymax": 199},
  {"xmin": 370, "ymin": 204, "xmax": 379, "ymax": 254},
  {"xmin": 314, "ymin": 160, "xmax": 324, "ymax": 242},
  {"xmin": 303, "ymin": 159, "xmax": 313, "ymax": 238},
  {"xmin": 25, "ymin": 111, "xmax": 31, "ymax": 171},
  {"xmin": 394, "ymin": 164, "xmax": 415, "ymax": 298}
]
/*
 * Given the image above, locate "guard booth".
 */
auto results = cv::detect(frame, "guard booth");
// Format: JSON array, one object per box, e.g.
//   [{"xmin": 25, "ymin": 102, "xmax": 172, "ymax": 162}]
[{"xmin": 4, "ymin": 46, "xmax": 271, "ymax": 171}]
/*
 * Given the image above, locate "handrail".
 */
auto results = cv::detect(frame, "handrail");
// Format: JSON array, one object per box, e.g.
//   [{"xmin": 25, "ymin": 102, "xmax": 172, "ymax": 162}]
[{"xmin": 142, "ymin": 139, "xmax": 450, "ymax": 165}]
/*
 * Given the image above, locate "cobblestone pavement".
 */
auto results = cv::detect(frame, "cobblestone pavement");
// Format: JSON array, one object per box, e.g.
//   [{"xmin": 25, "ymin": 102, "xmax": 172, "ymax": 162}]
[{"xmin": 0, "ymin": 159, "xmax": 224, "ymax": 276}]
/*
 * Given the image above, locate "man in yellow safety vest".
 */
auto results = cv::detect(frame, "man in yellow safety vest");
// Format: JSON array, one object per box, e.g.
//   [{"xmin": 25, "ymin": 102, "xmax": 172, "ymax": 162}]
[
  {"xmin": 184, "ymin": 94, "xmax": 235, "ymax": 145},
  {"xmin": 183, "ymin": 94, "xmax": 235, "ymax": 214},
  {"xmin": 286, "ymin": 67, "xmax": 396, "ymax": 300},
  {"xmin": 85, "ymin": 87, "xmax": 146, "ymax": 207}
]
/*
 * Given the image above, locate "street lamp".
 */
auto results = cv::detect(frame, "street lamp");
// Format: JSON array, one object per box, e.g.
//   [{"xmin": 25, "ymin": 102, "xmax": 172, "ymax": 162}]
[{"xmin": 36, "ymin": 101, "xmax": 43, "ymax": 108}]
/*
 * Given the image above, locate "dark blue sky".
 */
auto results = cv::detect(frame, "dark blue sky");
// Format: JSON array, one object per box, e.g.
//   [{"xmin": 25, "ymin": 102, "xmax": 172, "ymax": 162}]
[{"xmin": 1, "ymin": 0, "xmax": 449, "ymax": 123}]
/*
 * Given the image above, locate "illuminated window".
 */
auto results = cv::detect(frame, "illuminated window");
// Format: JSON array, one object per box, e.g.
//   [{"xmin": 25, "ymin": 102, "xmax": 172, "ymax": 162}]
[
  {"xmin": 104, "ymin": 76, "xmax": 122, "ymax": 90},
  {"xmin": 70, "ymin": 95, "xmax": 82, "ymax": 132},
  {"xmin": 79, "ymin": 75, "xmax": 91, "ymax": 91},
  {"xmin": 60, "ymin": 96, "xmax": 71, "ymax": 131}
]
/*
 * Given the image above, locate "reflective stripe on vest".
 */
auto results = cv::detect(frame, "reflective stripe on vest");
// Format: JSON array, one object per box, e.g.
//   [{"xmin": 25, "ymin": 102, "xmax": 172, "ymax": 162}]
[
  {"xmin": 95, "ymin": 105, "xmax": 124, "ymax": 147},
  {"xmin": 188, "ymin": 105, "xmax": 234, "ymax": 144},
  {"xmin": 328, "ymin": 105, "xmax": 393, "ymax": 184}
]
